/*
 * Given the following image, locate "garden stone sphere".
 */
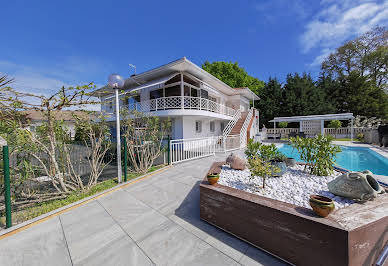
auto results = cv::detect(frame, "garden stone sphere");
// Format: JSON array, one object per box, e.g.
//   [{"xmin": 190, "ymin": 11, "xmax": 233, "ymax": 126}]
[
  {"xmin": 328, "ymin": 170, "xmax": 385, "ymax": 201},
  {"xmin": 226, "ymin": 153, "xmax": 247, "ymax": 170}
]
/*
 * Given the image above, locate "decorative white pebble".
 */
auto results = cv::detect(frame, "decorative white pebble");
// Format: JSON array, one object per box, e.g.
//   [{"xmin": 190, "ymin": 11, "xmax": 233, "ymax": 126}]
[{"xmin": 218, "ymin": 164, "xmax": 355, "ymax": 210}]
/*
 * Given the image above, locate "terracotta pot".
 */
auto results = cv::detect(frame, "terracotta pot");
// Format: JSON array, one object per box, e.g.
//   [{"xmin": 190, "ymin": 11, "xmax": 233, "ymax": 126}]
[
  {"xmin": 309, "ymin": 195, "xmax": 335, "ymax": 218},
  {"xmin": 207, "ymin": 174, "xmax": 219, "ymax": 185}
]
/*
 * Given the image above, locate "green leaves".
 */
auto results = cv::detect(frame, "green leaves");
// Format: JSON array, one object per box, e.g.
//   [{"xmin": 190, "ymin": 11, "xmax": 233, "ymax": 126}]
[
  {"xmin": 245, "ymin": 139, "xmax": 285, "ymax": 162},
  {"xmin": 328, "ymin": 120, "xmax": 342, "ymax": 129},
  {"xmin": 289, "ymin": 135, "xmax": 341, "ymax": 176}
]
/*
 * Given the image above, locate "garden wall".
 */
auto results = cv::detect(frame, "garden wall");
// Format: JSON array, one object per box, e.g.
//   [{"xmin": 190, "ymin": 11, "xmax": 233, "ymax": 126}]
[{"xmin": 200, "ymin": 162, "xmax": 388, "ymax": 266}]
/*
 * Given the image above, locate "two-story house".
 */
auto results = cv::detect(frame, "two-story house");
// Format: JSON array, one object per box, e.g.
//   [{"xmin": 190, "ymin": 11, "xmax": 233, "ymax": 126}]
[{"xmin": 96, "ymin": 57, "xmax": 259, "ymax": 163}]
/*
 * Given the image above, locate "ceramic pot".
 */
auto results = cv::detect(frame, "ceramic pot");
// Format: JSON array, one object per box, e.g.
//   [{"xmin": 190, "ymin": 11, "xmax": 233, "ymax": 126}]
[
  {"xmin": 207, "ymin": 173, "xmax": 219, "ymax": 185},
  {"xmin": 285, "ymin": 157, "xmax": 296, "ymax": 167},
  {"xmin": 309, "ymin": 195, "xmax": 335, "ymax": 218},
  {"xmin": 269, "ymin": 160, "xmax": 287, "ymax": 177}
]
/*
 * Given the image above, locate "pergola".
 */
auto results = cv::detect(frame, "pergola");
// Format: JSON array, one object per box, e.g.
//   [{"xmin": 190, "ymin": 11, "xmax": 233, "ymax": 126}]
[{"xmin": 269, "ymin": 113, "xmax": 355, "ymax": 140}]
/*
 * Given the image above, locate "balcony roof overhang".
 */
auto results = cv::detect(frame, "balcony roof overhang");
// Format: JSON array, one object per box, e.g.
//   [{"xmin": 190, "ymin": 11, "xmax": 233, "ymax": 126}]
[
  {"xmin": 94, "ymin": 57, "xmax": 259, "ymax": 101},
  {"xmin": 269, "ymin": 113, "xmax": 354, "ymax": 123}
]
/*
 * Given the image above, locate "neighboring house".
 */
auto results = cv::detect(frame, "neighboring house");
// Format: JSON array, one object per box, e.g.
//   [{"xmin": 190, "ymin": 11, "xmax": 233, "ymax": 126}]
[
  {"xmin": 96, "ymin": 57, "xmax": 260, "ymax": 161},
  {"xmin": 24, "ymin": 110, "xmax": 90, "ymax": 140}
]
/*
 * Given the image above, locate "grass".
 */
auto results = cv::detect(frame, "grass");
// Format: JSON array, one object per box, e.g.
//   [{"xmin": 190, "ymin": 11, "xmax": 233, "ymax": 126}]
[{"xmin": 0, "ymin": 164, "xmax": 165, "ymax": 227}]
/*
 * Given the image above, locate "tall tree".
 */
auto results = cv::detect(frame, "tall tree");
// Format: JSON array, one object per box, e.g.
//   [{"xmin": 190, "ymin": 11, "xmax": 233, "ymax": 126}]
[
  {"xmin": 257, "ymin": 77, "xmax": 284, "ymax": 126},
  {"xmin": 282, "ymin": 73, "xmax": 334, "ymax": 117},
  {"xmin": 202, "ymin": 61, "xmax": 265, "ymax": 95},
  {"xmin": 322, "ymin": 26, "xmax": 388, "ymax": 91}
]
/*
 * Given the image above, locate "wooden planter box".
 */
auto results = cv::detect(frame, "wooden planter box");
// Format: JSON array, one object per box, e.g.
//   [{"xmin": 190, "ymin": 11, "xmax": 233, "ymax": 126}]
[{"xmin": 200, "ymin": 162, "xmax": 388, "ymax": 266}]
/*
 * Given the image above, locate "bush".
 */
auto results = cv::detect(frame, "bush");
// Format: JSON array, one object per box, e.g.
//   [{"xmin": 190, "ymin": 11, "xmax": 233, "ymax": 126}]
[
  {"xmin": 278, "ymin": 121, "xmax": 288, "ymax": 128},
  {"xmin": 245, "ymin": 139, "xmax": 284, "ymax": 161},
  {"xmin": 356, "ymin": 133, "xmax": 364, "ymax": 142},
  {"xmin": 289, "ymin": 135, "xmax": 341, "ymax": 176}
]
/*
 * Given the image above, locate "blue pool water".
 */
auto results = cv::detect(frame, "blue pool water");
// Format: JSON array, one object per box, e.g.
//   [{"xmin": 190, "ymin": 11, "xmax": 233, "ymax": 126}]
[{"xmin": 278, "ymin": 144, "xmax": 388, "ymax": 176}]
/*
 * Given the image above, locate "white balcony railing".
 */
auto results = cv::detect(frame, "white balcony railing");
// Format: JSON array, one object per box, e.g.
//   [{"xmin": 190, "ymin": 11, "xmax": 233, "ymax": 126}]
[{"xmin": 123, "ymin": 96, "xmax": 236, "ymax": 117}]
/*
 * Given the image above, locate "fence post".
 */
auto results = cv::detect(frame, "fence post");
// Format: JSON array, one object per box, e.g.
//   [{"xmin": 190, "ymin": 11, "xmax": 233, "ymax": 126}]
[
  {"xmin": 167, "ymin": 135, "xmax": 171, "ymax": 165},
  {"xmin": 3, "ymin": 145, "xmax": 12, "ymax": 228},
  {"xmin": 123, "ymin": 137, "xmax": 128, "ymax": 182}
]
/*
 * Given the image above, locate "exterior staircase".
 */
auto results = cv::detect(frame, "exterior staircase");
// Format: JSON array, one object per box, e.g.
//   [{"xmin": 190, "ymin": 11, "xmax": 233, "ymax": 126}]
[{"xmin": 230, "ymin": 111, "xmax": 248, "ymax": 135}]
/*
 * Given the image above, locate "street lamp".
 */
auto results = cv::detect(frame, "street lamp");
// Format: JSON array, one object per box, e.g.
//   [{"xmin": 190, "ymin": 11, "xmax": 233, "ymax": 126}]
[{"xmin": 108, "ymin": 74, "xmax": 125, "ymax": 183}]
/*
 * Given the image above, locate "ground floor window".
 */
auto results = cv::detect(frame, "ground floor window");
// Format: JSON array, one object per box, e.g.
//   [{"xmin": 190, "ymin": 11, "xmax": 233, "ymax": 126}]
[
  {"xmin": 210, "ymin": 121, "xmax": 215, "ymax": 132},
  {"xmin": 195, "ymin": 120, "xmax": 202, "ymax": 133},
  {"xmin": 221, "ymin": 121, "xmax": 225, "ymax": 132}
]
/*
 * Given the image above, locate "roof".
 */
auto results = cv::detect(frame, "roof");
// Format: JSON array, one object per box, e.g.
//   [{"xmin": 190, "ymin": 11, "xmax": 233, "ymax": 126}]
[
  {"xmin": 269, "ymin": 113, "xmax": 354, "ymax": 123},
  {"xmin": 94, "ymin": 57, "xmax": 259, "ymax": 101},
  {"xmin": 24, "ymin": 110, "xmax": 96, "ymax": 122}
]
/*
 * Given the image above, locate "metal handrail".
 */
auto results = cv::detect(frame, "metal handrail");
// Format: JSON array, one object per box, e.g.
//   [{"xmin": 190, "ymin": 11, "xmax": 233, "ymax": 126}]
[
  {"xmin": 240, "ymin": 108, "xmax": 254, "ymax": 147},
  {"xmin": 222, "ymin": 109, "xmax": 241, "ymax": 137}
]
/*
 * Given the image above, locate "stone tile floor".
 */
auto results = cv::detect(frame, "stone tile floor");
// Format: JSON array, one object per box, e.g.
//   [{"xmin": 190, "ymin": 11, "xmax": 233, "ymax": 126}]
[{"xmin": 0, "ymin": 152, "xmax": 287, "ymax": 266}]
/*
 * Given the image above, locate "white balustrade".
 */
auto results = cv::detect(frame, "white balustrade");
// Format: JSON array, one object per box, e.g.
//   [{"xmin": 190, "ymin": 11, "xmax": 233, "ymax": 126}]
[
  {"xmin": 123, "ymin": 96, "xmax": 235, "ymax": 117},
  {"xmin": 240, "ymin": 108, "xmax": 254, "ymax": 148}
]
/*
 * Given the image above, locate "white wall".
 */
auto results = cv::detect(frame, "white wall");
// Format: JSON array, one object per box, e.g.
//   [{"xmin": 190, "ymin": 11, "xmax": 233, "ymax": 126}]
[{"xmin": 170, "ymin": 116, "xmax": 226, "ymax": 139}]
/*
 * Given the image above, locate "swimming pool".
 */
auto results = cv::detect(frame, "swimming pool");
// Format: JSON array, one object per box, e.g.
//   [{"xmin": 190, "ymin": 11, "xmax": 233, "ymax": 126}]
[{"xmin": 278, "ymin": 144, "xmax": 388, "ymax": 176}]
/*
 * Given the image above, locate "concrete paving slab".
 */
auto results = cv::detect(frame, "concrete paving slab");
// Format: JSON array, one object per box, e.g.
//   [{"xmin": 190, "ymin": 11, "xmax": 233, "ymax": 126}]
[
  {"xmin": 75, "ymin": 234, "xmax": 153, "ymax": 266},
  {"xmin": 138, "ymin": 219, "xmax": 238, "ymax": 265},
  {"xmin": 98, "ymin": 189, "xmax": 171, "ymax": 242},
  {"xmin": 60, "ymin": 201, "xmax": 135, "ymax": 265},
  {"xmin": 0, "ymin": 217, "xmax": 72, "ymax": 266}
]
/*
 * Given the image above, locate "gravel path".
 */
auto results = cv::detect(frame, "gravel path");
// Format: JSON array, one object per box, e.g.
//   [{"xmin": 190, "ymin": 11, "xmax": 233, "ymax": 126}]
[{"xmin": 219, "ymin": 164, "xmax": 355, "ymax": 209}]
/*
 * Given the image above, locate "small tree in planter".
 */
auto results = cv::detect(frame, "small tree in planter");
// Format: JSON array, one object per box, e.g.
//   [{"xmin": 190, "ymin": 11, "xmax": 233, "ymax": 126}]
[
  {"xmin": 328, "ymin": 120, "xmax": 342, "ymax": 139},
  {"xmin": 248, "ymin": 156, "xmax": 280, "ymax": 189}
]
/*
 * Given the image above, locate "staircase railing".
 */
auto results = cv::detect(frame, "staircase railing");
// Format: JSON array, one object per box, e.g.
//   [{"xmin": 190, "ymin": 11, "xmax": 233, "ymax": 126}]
[
  {"xmin": 222, "ymin": 109, "xmax": 241, "ymax": 137},
  {"xmin": 240, "ymin": 108, "xmax": 254, "ymax": 148}
]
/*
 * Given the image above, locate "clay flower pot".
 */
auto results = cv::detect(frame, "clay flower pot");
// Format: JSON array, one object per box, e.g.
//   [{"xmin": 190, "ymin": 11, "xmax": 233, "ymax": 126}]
[
  {"xmin": 309, "ymin": 195, "xmax": 335, "ymax": 218},
  {"xmin": 207, "ymin": 173, "xmax": 219, "ymax": 185}
]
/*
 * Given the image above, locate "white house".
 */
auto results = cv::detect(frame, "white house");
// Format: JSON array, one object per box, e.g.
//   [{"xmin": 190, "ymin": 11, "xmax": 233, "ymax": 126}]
[{"xmin": 96, "ymin": 57, "xmax": 260, "ymax": 162}]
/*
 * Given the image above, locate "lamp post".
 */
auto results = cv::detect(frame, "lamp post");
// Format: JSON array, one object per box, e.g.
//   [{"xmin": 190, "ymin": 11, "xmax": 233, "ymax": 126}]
[{"xmin": 108, "ymin": 74, "xmax": 125, "ymax": 183}]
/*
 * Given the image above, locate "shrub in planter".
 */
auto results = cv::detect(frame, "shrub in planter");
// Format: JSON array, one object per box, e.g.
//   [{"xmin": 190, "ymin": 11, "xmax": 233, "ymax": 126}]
[
  {"xmin": 245, "ymin": 139, "xmax": 285, "ymax": 161},
  {"xmin": 248, "ymin": 156, "xmax": 280, "ymax": 189},
  {"xmin": 289, "ymin": 135, "xmax": 341, "ymax": 176}
]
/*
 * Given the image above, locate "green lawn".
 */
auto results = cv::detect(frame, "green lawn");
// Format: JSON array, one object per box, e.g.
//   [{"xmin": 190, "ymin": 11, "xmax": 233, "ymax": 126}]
[{"xmin": 0, "ymin": 164, "xmax": 165, "ymax": 227}]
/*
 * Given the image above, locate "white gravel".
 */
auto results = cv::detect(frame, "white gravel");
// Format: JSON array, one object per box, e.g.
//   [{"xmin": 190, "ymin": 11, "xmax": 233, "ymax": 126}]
[{"xmin": 219, "ymin": 164, "xmax": 356, "ymax": 210}]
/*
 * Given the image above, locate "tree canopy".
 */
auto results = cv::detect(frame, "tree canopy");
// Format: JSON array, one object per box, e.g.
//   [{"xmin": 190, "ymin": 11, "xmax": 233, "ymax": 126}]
[{"xmin": 202, "ymin": 61, "xmax": 265, "ymax": 95}]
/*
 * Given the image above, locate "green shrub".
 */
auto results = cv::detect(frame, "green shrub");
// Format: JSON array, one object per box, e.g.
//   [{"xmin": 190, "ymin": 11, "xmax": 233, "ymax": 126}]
[
  {"xmin": 356, "ymin": 133, "xmax": 364, "ymax": 142},
  {"xmin": 278, "ymin": 121, "xmax": 288, "ymax": 128},
  {"xmin": 248, "ymin": 156, "xmax": 280, "ymax": 189},
  {"xmin": 289, "ymin": 135, "xmax": 341, "ymax": 176},
  {"xmin": 245, "ymin": 139, "xmax": 285, "ymax": 161}
]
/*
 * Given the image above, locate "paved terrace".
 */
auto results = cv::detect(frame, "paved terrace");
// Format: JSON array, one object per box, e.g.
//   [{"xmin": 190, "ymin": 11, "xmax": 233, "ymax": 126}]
[{"xmin": 0, "ymin": 153, "xmax": 286, "ymax": 266}]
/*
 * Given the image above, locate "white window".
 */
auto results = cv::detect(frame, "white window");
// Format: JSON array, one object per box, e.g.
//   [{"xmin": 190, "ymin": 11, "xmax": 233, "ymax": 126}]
[
  {"xmin": 220, "ymin": 122, "xmax": 225, "ymax": 132},
  {"xmin": 195, "ymin": 120, "xmax": 202, "ymax": 133},
  {"xmin": 210, "ymin": 121, "xmax": 215, "ymax": 132}
]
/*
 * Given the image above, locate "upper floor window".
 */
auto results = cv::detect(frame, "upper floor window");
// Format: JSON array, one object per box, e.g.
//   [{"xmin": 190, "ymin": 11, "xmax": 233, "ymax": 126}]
[{"xmin": 195, "ymin": 120, "xmax": 202, "ymax": 133}]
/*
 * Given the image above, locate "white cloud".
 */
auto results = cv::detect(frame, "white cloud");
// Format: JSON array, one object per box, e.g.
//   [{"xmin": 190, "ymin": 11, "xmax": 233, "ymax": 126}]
[{"xmin": 301, "ymin": 0, "xmax": 388, "ymax": 65}]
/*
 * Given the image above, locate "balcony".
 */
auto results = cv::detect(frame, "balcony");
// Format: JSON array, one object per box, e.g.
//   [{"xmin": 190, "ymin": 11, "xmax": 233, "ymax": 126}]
[{"xmin": 122, "ymin": 96, "xmax": 236, "ymax": 118}]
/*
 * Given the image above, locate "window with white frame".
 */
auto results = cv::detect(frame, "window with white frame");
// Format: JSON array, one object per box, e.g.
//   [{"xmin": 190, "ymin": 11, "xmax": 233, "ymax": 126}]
[
  {"xmin": 195, "ymin": 120, "xmax": 202, "ymax": 133},
  {"xmin": 210, "ymin": 121, "xmax": 215, "ymax": 132}
]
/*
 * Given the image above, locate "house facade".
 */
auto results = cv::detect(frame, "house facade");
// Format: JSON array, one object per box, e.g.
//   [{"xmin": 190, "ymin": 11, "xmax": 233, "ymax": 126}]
[{"xmin": 97, "ymin": 57, "xmax": 259, "ymax": 161}]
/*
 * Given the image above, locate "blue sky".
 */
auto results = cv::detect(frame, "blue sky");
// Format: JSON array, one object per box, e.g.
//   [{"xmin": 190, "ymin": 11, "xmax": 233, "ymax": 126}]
[{"xmin": 2, "ymin": 0, "xmax": 388, "ymax": 96}]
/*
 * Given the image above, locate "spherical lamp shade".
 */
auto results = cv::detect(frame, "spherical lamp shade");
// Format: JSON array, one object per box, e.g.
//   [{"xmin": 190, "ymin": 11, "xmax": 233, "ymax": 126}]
[{"xmin": 108, "ymin": 74, "xmax": 125, "ymax": 89}]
